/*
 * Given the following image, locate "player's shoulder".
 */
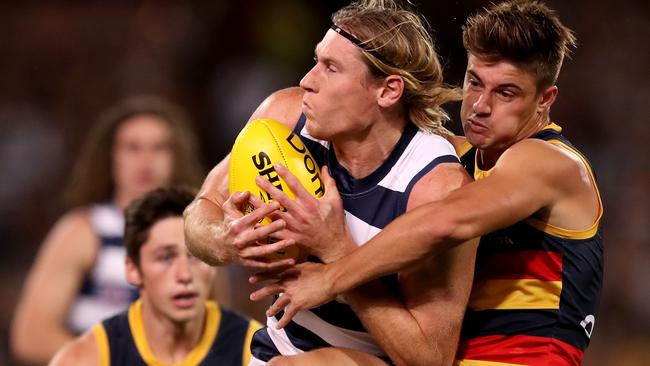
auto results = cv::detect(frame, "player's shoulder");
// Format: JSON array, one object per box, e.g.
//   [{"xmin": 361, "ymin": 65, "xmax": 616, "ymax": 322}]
[
  {"xmin": 40, "ymin": 207, "xmax": 97, "ymax": 264},
  {"xmin": 448, "ymin": 135, "xmax": 473, "ymax": 158},
  {"xmin": 55, "ymin": 207, "xmax": 94, "ymax": 233},
  {"xmin": 249, "ymin": 87, "xmax": 304, "ymax": 129},
  {"xmin": 498, "ymin": 138, "xmax": 590, "ymax": 188},
  {"xmin": 503, "ymin": 138, "xmax": 582, "ymax": 171},
  {"xmin": 48, "ymin": 328, "xmax": 100, "ymax": 366}
]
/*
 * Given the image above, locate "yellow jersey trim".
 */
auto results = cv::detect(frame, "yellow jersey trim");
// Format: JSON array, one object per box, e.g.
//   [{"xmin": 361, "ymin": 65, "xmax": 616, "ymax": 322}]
[
  {"xmin": 455, "ymin": 139, "xmax": 474, "ymax": 158},
  {"xmin": 469, "ymin": 279, "xmax": 562, "ymax": 310},
  {"xmin": 524, "ymin": 139, "xmax": 604, "ymax": 239},
  {"xmin": 242, "ymin": 319, "xmax": 263, "ymax": 366},
  {"xmin": 472, "ymin": 123, "xmax": 603, "ymax": 240},
  {"xmin": 128, "ymin": 299, "xmax": 222, "ymax": 366},
  {"xmin": 472, "ymin": 123, "xmax": 562, "ymax": 181},
  {"xmin": 92, "ymin": 324, "xmax": 111, "ymax": 366},
  {"xmin": 454, "ymin": 359, "xmax": 525, "ymax": 366}
]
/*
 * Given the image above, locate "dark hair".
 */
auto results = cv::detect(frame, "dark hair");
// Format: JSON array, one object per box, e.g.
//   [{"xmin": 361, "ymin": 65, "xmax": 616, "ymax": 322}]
[
  {"xmin": 124, "ymin": 186, "xmax": 197, "ymax": 266},
  {"xmin": 462, "ymin": 0, "xmax": 577, "ymax": 90},
  {"xmin": 63, "ymin": 96, "xmax": 205, "ymax": 208},
  {"xmin": 332, "ymin": 0, "xmax": 461, "ymax": 136}
]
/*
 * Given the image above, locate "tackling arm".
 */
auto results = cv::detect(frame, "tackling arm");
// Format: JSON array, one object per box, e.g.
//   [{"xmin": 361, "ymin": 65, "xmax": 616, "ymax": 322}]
[{"xmin": 344, "ymin": 163, "xmax": 478, "ymax": 366}]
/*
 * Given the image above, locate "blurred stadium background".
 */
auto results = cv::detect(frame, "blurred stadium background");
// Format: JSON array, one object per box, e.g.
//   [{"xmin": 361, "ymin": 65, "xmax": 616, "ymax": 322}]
[{"xmin": 0, "ymin": 1, "xmax": 648, "ymax": 365}]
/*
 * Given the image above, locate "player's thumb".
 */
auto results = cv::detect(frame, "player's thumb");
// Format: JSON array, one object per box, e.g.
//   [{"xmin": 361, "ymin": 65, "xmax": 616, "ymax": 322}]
[
  {"xmin": 228, "ymin": 191, "xmax": 251, "ymax": 209},
  {"xmin": 321, "ymin": 166, "xmax": 339, "ymax": 197}
]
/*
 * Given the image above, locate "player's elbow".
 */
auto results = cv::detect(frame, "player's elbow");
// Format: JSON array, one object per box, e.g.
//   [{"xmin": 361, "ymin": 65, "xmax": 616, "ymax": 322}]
[
  {"xmin": 426, "ymin": 214, "xmax": 478, "ymax": 255},
  {"xmin": 183, "ymin": 205, "xmax": 225, "ymax": 266},
  {"xmin": 390, "ymin": 349, "xmax": 445, "ymax": 366}
]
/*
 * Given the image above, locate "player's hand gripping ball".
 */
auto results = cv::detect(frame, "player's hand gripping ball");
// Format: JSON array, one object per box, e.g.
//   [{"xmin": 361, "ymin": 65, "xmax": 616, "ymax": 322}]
[{"xmin": 229, "ymin": 118, "xmax": 324, "ymax": 262}]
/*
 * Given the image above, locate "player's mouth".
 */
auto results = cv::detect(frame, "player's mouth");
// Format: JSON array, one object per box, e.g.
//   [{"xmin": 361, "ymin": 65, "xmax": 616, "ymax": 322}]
[
  {"xmin": 171, "ymin": 290, "xmax": 198, "ymax": 309},
  {"xmin": 302, "ymin": 100, "xmax": 312, "ymax": 115},
  {"xmin": 466, "ymin": 118, "xmax": 489, "ymax": 134}
]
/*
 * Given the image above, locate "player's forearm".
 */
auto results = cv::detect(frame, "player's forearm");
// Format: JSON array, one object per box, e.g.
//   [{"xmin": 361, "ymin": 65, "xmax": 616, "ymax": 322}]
[
  {"xmin": 183, "ymin": 198, "xmax": 233, "ymax": 266},
  {"xmin": 346, "ymin": 282, "xmax": 446, "ymax": 366},
  {"xmin": 328, "ymin": 203, "xmax": 463, "ymax": 295}
]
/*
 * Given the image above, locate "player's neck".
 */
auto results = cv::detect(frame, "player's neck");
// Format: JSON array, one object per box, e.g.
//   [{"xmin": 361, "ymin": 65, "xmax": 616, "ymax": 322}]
[
  {"xmin": 114, "ymin": 190, "xmax": 137, "ymax": 210},
  {"xmin": 141, "ymin": 300, "xmax": 206, "ymax": 363},
  {"xmin": 333, "ymin": 117, "xmax": 406, "ymax": 179}
]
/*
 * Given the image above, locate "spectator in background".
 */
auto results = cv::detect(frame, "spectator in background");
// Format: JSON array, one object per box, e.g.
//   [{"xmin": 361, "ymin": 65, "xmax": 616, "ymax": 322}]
[
  {"xmin": 49, "ymin": 186, "xmax": 261, "ymax": 366},
  {"xmin": 10, "ymin": 96, "xmax": 205, "ymax": 364}
]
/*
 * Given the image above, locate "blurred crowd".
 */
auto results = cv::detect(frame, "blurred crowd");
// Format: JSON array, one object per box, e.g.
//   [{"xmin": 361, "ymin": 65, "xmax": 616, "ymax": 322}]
[{"xmin": 0, "ymin": 1, "xmax": 648, "ymax": 365}]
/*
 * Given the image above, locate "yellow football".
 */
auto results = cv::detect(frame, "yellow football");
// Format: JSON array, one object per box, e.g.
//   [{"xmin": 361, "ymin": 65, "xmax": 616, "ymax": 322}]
[{"xmin": 229, "ymin": 118, "xmax": 324, "ymax": 262}]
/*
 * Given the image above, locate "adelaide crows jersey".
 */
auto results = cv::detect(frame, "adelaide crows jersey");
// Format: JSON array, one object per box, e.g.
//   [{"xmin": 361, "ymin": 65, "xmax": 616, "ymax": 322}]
[
  {"xmin": 455, "ymin": 123, "xmax": 604, "ymax": 366},
  {"xmin": 92, "ymin": 300, "xmax": 261, "ymax": 366}
]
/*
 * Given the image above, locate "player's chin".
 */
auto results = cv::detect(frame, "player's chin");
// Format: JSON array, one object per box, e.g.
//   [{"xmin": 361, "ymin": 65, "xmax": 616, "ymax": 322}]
[
  {"xmin": 305, "ymin": 119, "xmax": 327, "ymax": 140},
  {"xmin": 168, "ymin": 305, "xmax": 202, "ymax": 323}
]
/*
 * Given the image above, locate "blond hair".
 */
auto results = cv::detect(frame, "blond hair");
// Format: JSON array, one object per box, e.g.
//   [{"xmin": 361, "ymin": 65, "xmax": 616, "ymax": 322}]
[{"xmin": 333, "ymin": 0, "xmax": 460, "ymax": 136}]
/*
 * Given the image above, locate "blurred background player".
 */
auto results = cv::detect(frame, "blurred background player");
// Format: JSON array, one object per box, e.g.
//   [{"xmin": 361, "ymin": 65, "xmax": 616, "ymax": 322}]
[
  {"xmin": 11, "ymin": 96, "xmax": 205, "ymax": 364},
  {"xmin": 49, "ymin": 186, "xmax": 261, "ymax": 366}
]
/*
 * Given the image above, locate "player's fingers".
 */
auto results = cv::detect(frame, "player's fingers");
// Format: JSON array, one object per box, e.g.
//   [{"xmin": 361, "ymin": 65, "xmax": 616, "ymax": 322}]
[
  {"xmin": 266, "ymin": 295, "xmax": 291, "ymax": 317},
  {"xmin": 229, "ymin": 191, "xmax": 251, "ymax": 206},
  {"xmin": 249, "ymin": 283, "xmax": 285, "ymax": 302},
  {"xmin": 239, "ymin": 201, "xmax": 281, "ymax": 227},
  {"xmin": 321, "ymin": 166, "xmax": 339, "ymax": 197},
  {"xmin": 255, "ymin": 175, "xmax": 297, "ymax": 211},
  {"xmin": 268, "ymin": 228, "xmax": 295, "ymax": 242},
  {"xmin": 249, "ymin": 194, "xmax": 268, "ymax": 209},
  {"xmin": 276, "ymin": 304, "xmax": 299, "ymax": 329},
  {"xmin": 249, "ymin": 264, "xmax": 295, "ymax": 284},
  {"xmin": 240, "ymin": 257, "xmax": 294, "ymax": 270},
  {"xmin": 274, "ymin": 163, "xmax": 315, "ymax": 201},
  {"xmin": 240, "ymin": 238, "xmax": 296, "ymax": 259},
  {"xmin": 248, "ymin": 219, "xmax": 286, "ymax": 241}
]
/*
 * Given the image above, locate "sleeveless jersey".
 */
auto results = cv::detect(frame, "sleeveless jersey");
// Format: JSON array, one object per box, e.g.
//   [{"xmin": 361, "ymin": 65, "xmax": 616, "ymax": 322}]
[
  {"xmin": 251, "ymin": 114, "xmax": 460, "ymax": 363},
  {"xmin": 92, "ymin": 299, "xmax": 261, "ymax": 366},
  {"xmin": 454, "ymin": 123, "xmax": 604, "ymax": 366},
  {"xmin": 68, "ymin": 203, "xmax": 139, "ymax": 333}
]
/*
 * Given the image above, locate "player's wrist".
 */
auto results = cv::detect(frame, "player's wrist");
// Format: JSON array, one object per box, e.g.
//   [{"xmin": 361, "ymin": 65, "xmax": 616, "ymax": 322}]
[{"xmin": 323, "ymin": 259, "xmax": 347, "ymax": 300}]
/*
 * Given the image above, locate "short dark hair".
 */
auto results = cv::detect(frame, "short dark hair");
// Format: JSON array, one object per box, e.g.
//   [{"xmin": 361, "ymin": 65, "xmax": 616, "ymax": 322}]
[
  {"xmin": 462, "ymin": 0, "xmax": 577, "ymax": 90},
  {"xmin": 124, "ymin": 186, "xmax": 197, "ymax": 266}
]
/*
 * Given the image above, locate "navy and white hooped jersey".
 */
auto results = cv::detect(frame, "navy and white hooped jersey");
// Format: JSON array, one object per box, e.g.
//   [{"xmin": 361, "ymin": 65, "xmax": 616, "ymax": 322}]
[
  {"xmin": 250, "ymin": 115, "xmax": 460, "ymax": 362},
  {"xmin": 67, "ymin": 203, "xmax": 138, "ymax": 333}
]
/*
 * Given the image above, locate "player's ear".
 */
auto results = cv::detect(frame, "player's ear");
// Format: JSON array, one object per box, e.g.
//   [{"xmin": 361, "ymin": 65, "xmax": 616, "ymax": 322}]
[
  {"xmin": 377, "ymin": 75, "xmax": 404, "ymax": 108},
  {"xmin": 538, "ymin": 85, "xmax": 558, "ymax": 112},
  {"xmin": 126, "ymin": 257, "xmax": 143, "ymax": 287}
]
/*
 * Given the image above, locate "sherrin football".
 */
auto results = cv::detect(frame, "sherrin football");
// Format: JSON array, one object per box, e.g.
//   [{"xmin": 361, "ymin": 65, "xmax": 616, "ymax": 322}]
[{"xmin": 229, "ymin": 118, "xmax": 324, "ymax": 262}]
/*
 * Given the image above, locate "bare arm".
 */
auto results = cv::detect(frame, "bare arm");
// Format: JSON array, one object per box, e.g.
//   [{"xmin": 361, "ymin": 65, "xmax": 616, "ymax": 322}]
[
  {"xmin": 254, "ymin": 139, "xmax": 599, "ymax": 327},
  {"xmin": 48, "ymin": 328, "xmax": 100, "ymax": 366},
  {"xmin": 327, "ymin": 138, "xmax": 600, "ymax": 297},
  {"xmin": 253, "ymin": 161, "xmax": 478, "ymax": 365},
  {"xmin": 338, "ymin": 163, "xmax": 478, "ymax": 366},
  {"xmin": 347, "ymin": 244, "xmax": 476, "ymax": 366},
  {"xmin": 11, "ymin": 210, "xmax": 97, "ymax": 364},
  {"xmin": 183, "ymin": 87, "xmax": 305, "ymax": 267}
]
